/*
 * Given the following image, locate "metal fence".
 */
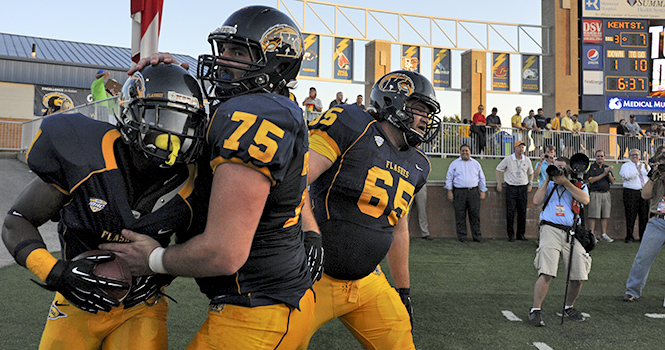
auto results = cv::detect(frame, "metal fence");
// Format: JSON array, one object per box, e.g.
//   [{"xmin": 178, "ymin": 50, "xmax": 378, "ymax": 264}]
[
  {"xmin": 421, "ymin": 122, "xmax": 654, "ymax": 162},
  {"xmin": 0, "ymin": 104, "xmax": 657, "ymax": 162},
  {"xmin": 0, "ymin": 96, "xmax": 119, "ymax": 152}
]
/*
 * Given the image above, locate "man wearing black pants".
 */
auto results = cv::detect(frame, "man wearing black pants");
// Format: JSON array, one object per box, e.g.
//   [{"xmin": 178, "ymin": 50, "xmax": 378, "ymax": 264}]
[
  {"xmin": 620, "ymin": 149, "xmax": 650, "ymax": 242},
  {"xmin": 445, "ymin": 145, "xmax": 488, "ymax": 242},
  {"xmin": 496, "ymin": 141, "xmax": 534, "ymax": 241}
]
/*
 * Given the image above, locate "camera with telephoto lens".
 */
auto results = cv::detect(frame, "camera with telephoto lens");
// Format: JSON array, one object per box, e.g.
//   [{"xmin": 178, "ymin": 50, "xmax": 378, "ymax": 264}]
[
  {"xmin": 648, "ymin": 153, "xmax": 665, "ymax": 180},
  {"xmin": 546, "ymin": 164, "xmax": 566, "ymax": 177}
]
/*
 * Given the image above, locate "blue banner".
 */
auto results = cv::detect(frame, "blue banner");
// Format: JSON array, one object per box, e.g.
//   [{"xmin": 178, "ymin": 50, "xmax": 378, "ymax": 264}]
[
  {"xmin": 333, "ymin": 37, "xmax": 353, "ymax": 80},
  {"xmin": 492, "ymin": 53, "xmax": 510, "ymax": 91},
  {"xmin": 432, "ymin": 48, "xmax": 451, "ymax": 88},
  {"xmin": 299, "ymin": 34, "xmax": 319, "ymax": 77},
  {"xmin": 607, "ymin": 96, "xmax": 665, "ymax": 111},
  {"xmin": 521, "ymin": 55, "xmax": 540, "ymax": 93}
]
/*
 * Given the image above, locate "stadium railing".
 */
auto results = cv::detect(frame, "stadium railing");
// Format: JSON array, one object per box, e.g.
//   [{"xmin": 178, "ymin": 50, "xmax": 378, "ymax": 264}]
[{"xmin": 0, "ymin": 96, "xmax": 119, "ymax": 152}]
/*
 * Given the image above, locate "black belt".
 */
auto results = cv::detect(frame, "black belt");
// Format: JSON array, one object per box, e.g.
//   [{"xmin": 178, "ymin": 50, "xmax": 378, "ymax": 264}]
[
  {"xmin": 540, "ymin": 220, "xmax": 572, "ymax": 232},
  {"xmin": 454, "ymin": 186, "xmax": 478, "ymax": 190},
  {"xmin": 507, "ymin": 184, "xmax": 529, "ymax": 188}
]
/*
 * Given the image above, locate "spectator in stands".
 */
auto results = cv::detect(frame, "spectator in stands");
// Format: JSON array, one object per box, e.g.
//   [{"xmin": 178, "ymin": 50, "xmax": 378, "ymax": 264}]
[
  {"xmin": 512, "ymin": 106, "xmax": 525, "ymax": 142},
  {"xmin": 472, "ymin": 105, "xmax": 487, "ymax": 154},
  {"xmin": 560, "ymin": 110, "xmax": 574, "ymax": 156},
  {"xmin": 446, "ymin": 144, "xmax": 488, "ymax": 242},
  {"xmin": 91, "ymin": 69, "xmax": 111, "ymax": 102},
  {"xmin": 551, "ymin": 112, "xmax": 562, "ymax": 156},
  {"xmin": 543, "ymin": 118, "xmax": 554, "ymax": 149},
  {"xmin": 354, "ymin": 94, "xmax": 366, "ymax": 110},
  {"xmin": 523, "ymin": 110, "xmax": 538, "ymax": 156},
  {"xmin": 645, "ymin": 123, "xmax": 660, "ymax": 154},
  {"xmin": 460, "ymin": 119, "xmax": 472, "ymax": 147},
  {"xmin": 486, "ymin": 107, "xmax": 502, "ymax": 155},
  {"xmin": 328, "ymin": 91, "xmax": 346, "ymax": 109},
  {"xmin": 302, "ymin": 87, "xmax": 323, "ymax": 123},
  {"xmin": 534, "ymin": 145, "xmax": 556, "ymax": 188},
  {"xmin": 585, "ymin": 150, "xmax": 615, "ymax": 242},
  {"xmin": 571, "ymin": 114, "xmax": 583, "ymax": 155},
  {"xmin": 584, "ymin": 114, "xmax": 598, "ymax": 155},
  {"xmin": 617, "ymin": 119, "xmax": 629, "ymax": 159},
  {"xmin": 626, "ymin": 114, "xmax": 644, "ymax": 154},
  {"xmin": 496, "ymin": 141, "xmax": 534, "ymax": 241},
  {"xmin": 620, "ymin": 148, "xmax": 650, "ymax": 243}
]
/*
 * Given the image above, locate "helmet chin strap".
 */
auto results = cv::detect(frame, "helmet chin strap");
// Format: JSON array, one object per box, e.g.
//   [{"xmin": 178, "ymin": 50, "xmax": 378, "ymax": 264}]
[{"xmin": 155, "ymin": 134, "xmax": 181, "ymax": 166}]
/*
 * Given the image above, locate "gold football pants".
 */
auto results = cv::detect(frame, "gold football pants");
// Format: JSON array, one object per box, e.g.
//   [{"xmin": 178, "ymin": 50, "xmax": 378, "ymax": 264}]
[
  {"xmin": 39, "ymin": 292, "xmax": 168, "ymax": 350},
  {"xmin": 187, "ymin": 288, "xmax": 315, "ymax": 350},
  {"xmin": 300, "ymin": 267, "xmax": 414, "ymax": 350}
]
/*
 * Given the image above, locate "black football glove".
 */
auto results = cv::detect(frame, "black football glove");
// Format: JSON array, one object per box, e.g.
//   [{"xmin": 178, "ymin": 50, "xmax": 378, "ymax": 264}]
[
  {"xmin": 396, "ymin": 288, "xmax": 414, "ymax": 329},
  {"xmin": 123, "ymin": 274, "xmax": 176, "ymax": 309},
  {"xmin": 303, "ymin": 230, "xmax": 324, "ymax": 283},
  {"xmin": 34, "ymin": 252, "xmax": 130, "ymax": 313}
]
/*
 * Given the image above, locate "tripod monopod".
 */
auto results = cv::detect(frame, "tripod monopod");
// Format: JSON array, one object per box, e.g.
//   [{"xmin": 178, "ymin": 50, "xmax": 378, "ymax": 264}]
[{"xmin": 560, "ymin": 213, "xmax": 580, "ymax": 325}]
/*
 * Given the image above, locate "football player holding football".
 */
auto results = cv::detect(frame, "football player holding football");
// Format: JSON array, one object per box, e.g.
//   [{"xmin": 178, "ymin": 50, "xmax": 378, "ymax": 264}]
[
  {"xmin": 103, "ymin": 6, "xmax": 317, "ymax": 349},
  {"xmin": 1, "ymin": 63, "xmax": 207, "ymax": 349},
  {"xmin": 298, "ymin": 70, "xmax": 441, "ymax": 349}
]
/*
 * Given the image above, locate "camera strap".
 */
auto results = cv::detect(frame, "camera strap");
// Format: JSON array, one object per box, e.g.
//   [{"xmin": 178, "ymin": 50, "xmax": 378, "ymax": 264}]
[{"xmin": 542, "ymin": 184, "xmax": 559, "ymax": 211}]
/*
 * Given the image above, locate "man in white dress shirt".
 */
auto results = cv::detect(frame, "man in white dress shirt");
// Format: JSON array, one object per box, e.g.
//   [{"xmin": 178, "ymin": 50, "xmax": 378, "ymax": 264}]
[
  {"xmin": 445, "ymin": 144, "xmax": 487, "ymax": 242},
  {"xmin": 496, "ymin": 141, "xmax": 534, "ymax": 241},
  {"xmin": 620, "ymin": 148, "xmax": 651, "ymax": 243}
]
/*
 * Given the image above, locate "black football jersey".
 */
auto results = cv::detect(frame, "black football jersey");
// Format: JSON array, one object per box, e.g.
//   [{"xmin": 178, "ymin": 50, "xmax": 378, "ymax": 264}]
[
  {"xmin": 308, "ymin": 105, "xmax": 430, "ymax": 280},
  {"xmin": 27, "ymin": 113, "xmax": 198, "ymax": 296},
  {"xmin": 191, "ymin": 93, "xmax": 311, "ymax": 308}
]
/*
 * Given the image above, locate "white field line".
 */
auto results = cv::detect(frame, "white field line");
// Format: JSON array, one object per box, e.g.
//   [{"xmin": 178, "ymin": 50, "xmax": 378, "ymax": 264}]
[
  {"xmin": 645, "ymin": 313, "xmax": 665, "ymax": 319},
  {"xmin": 533, "ymin": 342, "xmax": 554, "ymax": 350},
  {"xmin": 501, "ymin": 310, "xmax": 523, "ymax": 321}
]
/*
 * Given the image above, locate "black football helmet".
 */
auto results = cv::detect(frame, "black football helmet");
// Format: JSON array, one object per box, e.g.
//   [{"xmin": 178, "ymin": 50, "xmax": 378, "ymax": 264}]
[
  {"xmin": 368, "ymin": 70, "xmax": 441, "ymax": 147},
  {"xmin": 118, "ymin": 64, "xmax": 207, "ymax": 166},
  {"xmin": 197, "ymin": 5, "xmax": 303, "ymax": 101}
]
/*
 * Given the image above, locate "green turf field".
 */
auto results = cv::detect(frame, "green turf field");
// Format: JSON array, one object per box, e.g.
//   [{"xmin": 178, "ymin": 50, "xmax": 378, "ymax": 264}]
[{"xmin": 1, "ymin": 238, "xmax": 664, "ymax": 349}]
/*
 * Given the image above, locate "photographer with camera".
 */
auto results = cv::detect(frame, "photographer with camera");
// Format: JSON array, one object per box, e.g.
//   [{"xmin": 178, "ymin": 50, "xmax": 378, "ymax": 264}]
[
  {"xmin": 623, "ymin": 152, "xmax": 665, "ymax": 302},
  {"xmin": 528, "ymin": 156, "xmax": 590, "ymax": 327},
  {"xmin": 534, "ymin": 145, "xmax": 556, "ymax": 188},
  {"xmin": 620, "ymin": 149, "xmax": 650, "ymax": 243}
]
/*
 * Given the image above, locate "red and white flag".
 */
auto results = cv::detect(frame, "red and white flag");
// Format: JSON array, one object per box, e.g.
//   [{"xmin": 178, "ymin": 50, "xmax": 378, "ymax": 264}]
[{"xmin": 131, "ymin": 0, "xmax": 164, "ymax": 65}]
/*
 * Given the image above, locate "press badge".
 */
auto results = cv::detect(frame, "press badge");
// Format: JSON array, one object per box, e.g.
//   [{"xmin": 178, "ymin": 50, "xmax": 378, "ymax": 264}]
[{"xmin": 556, "ymin": 205, "xmax": 565, "ymax": 216}]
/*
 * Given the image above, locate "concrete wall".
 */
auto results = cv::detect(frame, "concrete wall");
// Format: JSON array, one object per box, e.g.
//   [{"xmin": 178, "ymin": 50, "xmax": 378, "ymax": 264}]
[{"xmin": 409, "ymin": 182, "xmax": 634, "ymax": 240}]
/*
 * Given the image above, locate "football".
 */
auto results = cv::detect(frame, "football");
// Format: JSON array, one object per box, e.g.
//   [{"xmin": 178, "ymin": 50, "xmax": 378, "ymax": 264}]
[{"xmin": 72, "ymin": 250, "xmax": 133, "ymax": 301}]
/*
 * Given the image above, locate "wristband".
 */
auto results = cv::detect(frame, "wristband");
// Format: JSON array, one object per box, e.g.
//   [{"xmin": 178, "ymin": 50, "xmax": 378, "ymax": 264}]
[
  {"xmin": 148, "ymin": 247, "xmax": 168, "ymax": 274},
  {"xmin": 25, "ymin": 248, "xmax": 58, "ymax": 282}
]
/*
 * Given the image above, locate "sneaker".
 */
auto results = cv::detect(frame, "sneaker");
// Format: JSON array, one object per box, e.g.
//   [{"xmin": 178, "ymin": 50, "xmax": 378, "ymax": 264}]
[
  {"xmin": 529, "ymin": 310, "xmax": 545, "ymax": 327},
  {"xmin": 623, "ymin": 294, "xmax": 636, "ymax": 302},
  {"xmin": 600, "ymin": 233, "xmax": 614, "ymax": 243},
  {"xmin": 563, "ymin": 307, "xmax": 586, "ymax": 321},
  {"xmin": 421, "ymin": 235, "xmax": 434, "ymax": 241}
]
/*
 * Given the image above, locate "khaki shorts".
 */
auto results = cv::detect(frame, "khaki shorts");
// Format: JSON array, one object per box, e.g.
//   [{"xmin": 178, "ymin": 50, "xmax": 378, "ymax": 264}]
[
  {"xmin": 587, "ymin": 191, "xmax": 611, "ymax": 219},
  {"xmin": 533, "ymin": 224, "xmax": 592, "ymax": 280}
]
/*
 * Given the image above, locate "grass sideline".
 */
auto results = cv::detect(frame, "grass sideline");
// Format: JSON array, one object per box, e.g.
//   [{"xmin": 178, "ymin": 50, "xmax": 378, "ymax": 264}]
[{"xmin": 1, "ymin": 239, "xmax": 664, "ymax": 349}]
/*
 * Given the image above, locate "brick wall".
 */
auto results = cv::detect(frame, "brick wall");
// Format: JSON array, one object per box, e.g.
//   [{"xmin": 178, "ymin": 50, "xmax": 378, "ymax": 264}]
[{"xmin": 408, "ymin": 182, "xmax": 634, "ymax": 240}]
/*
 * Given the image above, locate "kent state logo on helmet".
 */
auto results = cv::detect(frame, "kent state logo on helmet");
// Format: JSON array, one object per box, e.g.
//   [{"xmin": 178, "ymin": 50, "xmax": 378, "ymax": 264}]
[{"xmin": 378, "ymin": 73, "xmax": 415, "ymax": 96}]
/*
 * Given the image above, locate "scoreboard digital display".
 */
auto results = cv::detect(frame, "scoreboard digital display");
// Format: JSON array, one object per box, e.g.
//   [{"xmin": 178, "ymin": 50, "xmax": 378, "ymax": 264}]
[{"xmin": 581, "ymin": 18, "xmax": 651, "ymax": 111}]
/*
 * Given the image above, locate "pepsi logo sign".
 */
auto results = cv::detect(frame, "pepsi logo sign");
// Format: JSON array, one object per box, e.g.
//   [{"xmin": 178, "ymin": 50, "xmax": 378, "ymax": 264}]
[{"xmin": 587, "ymin": 49, "xmax": 599, "ymax": 61}]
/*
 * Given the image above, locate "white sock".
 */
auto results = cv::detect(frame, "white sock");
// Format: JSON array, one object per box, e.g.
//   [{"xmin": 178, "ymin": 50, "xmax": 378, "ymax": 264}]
[{"xmin": 530, "ymin": 308, "xmax": 541, "ymax": 313}]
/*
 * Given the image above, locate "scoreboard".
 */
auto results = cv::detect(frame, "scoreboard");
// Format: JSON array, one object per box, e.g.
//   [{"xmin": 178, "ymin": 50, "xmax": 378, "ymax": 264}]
[{"xmin": 580, "ymin": 18, "xmax": 651, "ymax": 111}]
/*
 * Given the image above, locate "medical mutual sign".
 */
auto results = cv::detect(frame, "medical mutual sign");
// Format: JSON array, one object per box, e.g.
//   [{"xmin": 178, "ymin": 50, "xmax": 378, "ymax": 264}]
[{"xmin": 607, "ymin": 96, "xmax": 665, "ymax": 111}]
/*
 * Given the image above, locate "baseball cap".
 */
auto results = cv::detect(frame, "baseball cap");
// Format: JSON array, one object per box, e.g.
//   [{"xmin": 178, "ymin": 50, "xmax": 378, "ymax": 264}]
[
  {"xmin": 97, "ymin": 69, "xmax": 106, "ymax": 75},
  {"xmin": 515, "ymin": 141, "xmax": 526, "ymax": 147}
]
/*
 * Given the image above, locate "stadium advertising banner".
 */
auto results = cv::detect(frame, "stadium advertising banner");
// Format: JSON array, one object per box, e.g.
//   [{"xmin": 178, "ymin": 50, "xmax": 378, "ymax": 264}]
[
  {"xmin": 34, "ymin": 85, "xmax": 90, "ymax": 116},
  {"xmin": 580, "ymin": 16, "xmax": 665, "ymax": 110},
  {"xmin": 521, "ymin": 55, "xmax": 540, "ymax": 93},
  {"xmin": 401, "ymin": 45, "xmax": 420, "ymax": 72},
  {"xmin": 300, "ymin": 34, "xmax": 320, "ymax": 77},
  {"xmin": 432, "ymin": 48, "xmax": 451, "ymax": 88},
  {"xmin": 333, "ymin": 37, "xmax": 353, "ymax": 80},
  {"xmin": 607, "ymin": 96, "xmax": 665, "ymax": 111},
  {"xmin": 492, "ymin": 53, "xmax": 510, "ymax": 91},
  {"xmin": 583, "ymin": 0, "xmax": 665, "ymax": 19}
]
